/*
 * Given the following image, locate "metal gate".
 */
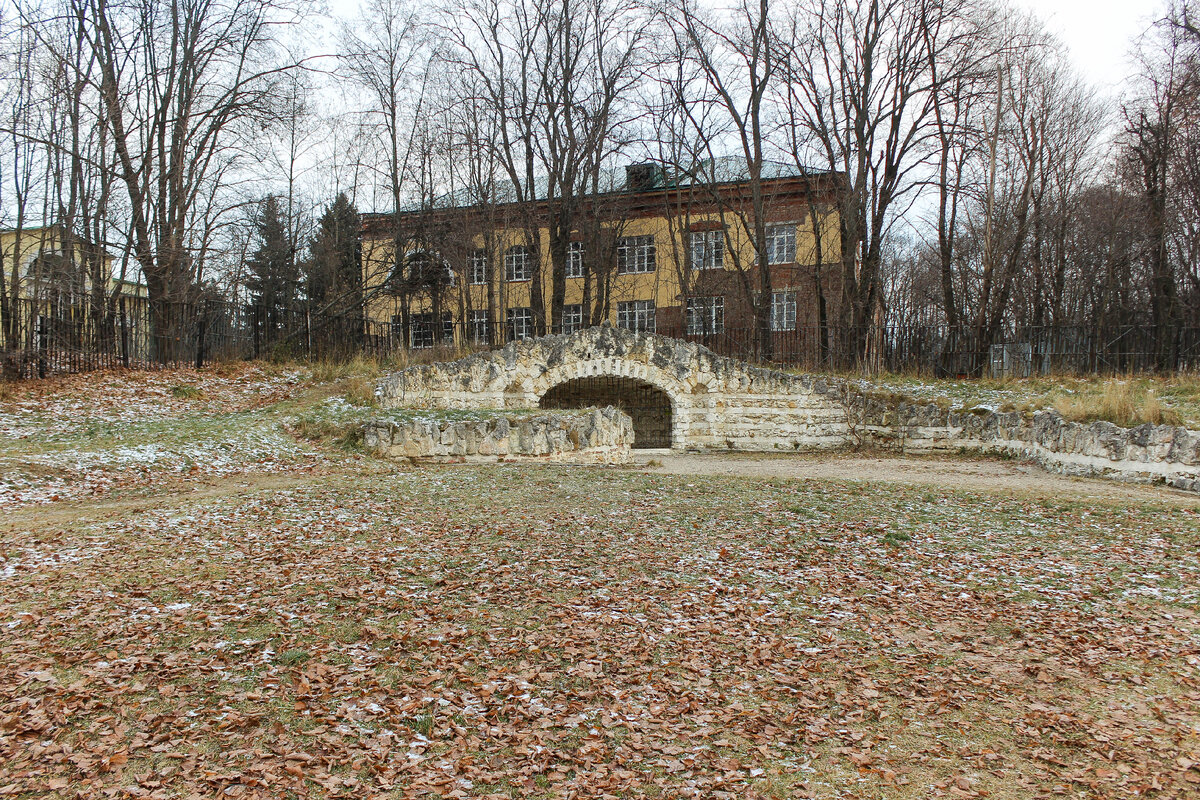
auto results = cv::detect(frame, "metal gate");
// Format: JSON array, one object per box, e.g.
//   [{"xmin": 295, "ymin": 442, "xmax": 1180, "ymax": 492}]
[{"xmin": 539, "ymin": 376, "xmax": 672, "ymax": 448}]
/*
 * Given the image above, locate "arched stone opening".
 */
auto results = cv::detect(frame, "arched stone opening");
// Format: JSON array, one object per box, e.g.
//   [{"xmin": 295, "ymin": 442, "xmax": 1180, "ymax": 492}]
[{"xmin": 539, "ymin": 376, "xmax": 673, "ymax": 448}]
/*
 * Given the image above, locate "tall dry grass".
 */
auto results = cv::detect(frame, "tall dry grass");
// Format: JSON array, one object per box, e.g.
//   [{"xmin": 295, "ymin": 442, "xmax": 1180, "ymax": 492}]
[{"xmin": 1051, "ymin": 380, "xmax": 1183, "ymax": 427}]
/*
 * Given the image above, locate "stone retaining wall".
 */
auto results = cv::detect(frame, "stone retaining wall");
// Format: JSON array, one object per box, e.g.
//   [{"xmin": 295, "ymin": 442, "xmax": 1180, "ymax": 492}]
[
  {"xmin": 856, "ymin": 398, "xmax": 1200, "ymax": 492},
  {"xmin": 374, "ymin": 327, "xmax": 1200, "ymax": 492},
  {"xmin": 363, "ymin": 407, "xmax": 633, "ymax": 464}
]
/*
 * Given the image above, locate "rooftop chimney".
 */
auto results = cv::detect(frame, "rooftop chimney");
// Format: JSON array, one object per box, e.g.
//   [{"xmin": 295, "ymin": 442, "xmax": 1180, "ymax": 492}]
[{"xmin": 625, "ymin": 162, "xmax": 661, "ymax": 192}]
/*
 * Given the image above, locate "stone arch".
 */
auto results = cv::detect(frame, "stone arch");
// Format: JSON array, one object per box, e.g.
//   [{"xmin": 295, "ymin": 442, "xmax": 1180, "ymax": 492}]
[{"xmin": 533, "ymin": 358, "xmax": 689, "ymax": 448}]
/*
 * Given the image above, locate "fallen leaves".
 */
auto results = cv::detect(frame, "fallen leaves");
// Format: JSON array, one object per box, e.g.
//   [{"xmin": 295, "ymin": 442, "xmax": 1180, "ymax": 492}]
[{"xmin": 1, "ymin": 369, "xmax": 1198, "ymax": 798}]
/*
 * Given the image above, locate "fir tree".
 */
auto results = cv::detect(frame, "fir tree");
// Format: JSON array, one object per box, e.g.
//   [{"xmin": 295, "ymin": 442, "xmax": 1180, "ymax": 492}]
[
  {"xmin": 306, "ymin": 192, "xmax": 362, "ymax": 313},
  {"xmin": 305, "ymin": 193, "xmax": 363, "ymax": 352},
  {"xmin": 246, "ymin": 196, "xmax": 299, "ymax": 337}
]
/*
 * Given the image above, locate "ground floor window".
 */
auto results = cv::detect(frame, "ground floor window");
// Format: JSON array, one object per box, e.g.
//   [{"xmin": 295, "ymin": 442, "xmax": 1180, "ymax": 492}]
[
  {"xmin": 507, "ymin": 307, "xmax": 535, "ymax": 340},
  {"xmin": 561, "ymin": 303, "xmax": 584, "ymax": 334},
  {"xmin": 469, "ymin": 309, "xmax": 489, "ymax": 344},
  {"xmin": 617, "ymin": 300, "xmax": 656, "ymax": 332},
  {"xmin": 770, "ymin": 290, "xmax": 797, "ymax": 332},
  {"xmin": 410, "ymin": 312, "xmax": 455, "ymax": 348},
  {"xmin": 686, "ymin": 295, "xmax": 724, "ymax": 335}
]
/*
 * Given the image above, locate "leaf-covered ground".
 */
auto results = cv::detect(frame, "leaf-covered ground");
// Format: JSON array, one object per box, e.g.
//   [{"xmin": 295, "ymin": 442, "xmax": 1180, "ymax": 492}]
[{"xmin": 1, "ymin": 366, "xmax": 1198, "ymax": 799}]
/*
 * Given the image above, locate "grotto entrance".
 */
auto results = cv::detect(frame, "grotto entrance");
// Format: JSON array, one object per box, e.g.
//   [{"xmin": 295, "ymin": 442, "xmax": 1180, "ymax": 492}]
[{"xmin": 538, "ymin": 376, "xmax": 673, "ymax": 448}]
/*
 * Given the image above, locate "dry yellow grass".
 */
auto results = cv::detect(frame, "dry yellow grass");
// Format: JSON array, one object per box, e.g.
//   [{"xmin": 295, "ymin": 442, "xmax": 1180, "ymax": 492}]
[{"xmin": 1051, "ymin": 380, "xmax": 1184, "ymax": 427}]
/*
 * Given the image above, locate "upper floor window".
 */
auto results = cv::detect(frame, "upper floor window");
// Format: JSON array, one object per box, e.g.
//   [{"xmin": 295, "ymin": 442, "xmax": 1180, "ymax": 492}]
[
  {"xmin": 403, "ymin": 250, "xmax": 455, "ymax": 288},
  {"xmin": 770, "ymin": 290, "xmax": 797, "ymax": 331},
  {"xmin": 689, "ymin": 230, "xmax": 724, "ymax": 270},
  {"xmin": 468, "ymin": 249, "xmax": 489, "ymax": 285},
  {"xmin": 505, "ymin": 245, "xmax": 533, "ymax": 282},
  {"xmin": 616, "ymin": 235, "xmax": 656, "ymax": 274},
  {"xmin": 765, "ymin": 224, "xmax": 796, "ymax": 265},
  {"xmin": 566, "ymin": 241, "xmax": 585, "ymax": 278},
  {"xmin": 686, "ymin": 296, "xmax": 724, "ymax": 335},
  {"xmin": 617, "ymin": 299, "xmax": 656, "ymax": 332}
]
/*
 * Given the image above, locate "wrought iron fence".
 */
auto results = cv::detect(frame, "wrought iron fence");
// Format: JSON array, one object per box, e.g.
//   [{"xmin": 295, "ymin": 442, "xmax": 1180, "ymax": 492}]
[{"xmin": 1, "ymin": 294, "xmax": 1198, "ymax": 379}]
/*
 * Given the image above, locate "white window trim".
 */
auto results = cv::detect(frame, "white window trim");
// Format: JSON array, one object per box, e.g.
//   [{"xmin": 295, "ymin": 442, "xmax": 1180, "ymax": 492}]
[
  {"xmin": 765, "ymin": 223, "xmax": 797, "ymax": 266},
  {"xmin": 686, "ymin": 295, "xmax": 724, "ymax": 335},
  {"xmin": 566, "ymin": 241, "xmax": 585, "ymax": 279},
  {"xmin": 616, "ymin": 299, "xmax": 656, "ymax": 332},
  {"xmin": 561, "ymin": 303, "xmax": 584, "ymax": 334},
  {"xmin": 689, "ymin": 230, "xmax": 724, "ymax": 270},
  {"xmin": 468, "ymin": 250, "xmax": 489, "ymax": 285},
  {"xmin": 505, "ymin": 246, "xmax": 533, "ymax": 282},
  {"xmin": 770, "ymin": 289, "xmax": 798, "ymax": 332},
  {"xmin": 616, "ymin": 235, "xmax": 656, "ymax": 274}
]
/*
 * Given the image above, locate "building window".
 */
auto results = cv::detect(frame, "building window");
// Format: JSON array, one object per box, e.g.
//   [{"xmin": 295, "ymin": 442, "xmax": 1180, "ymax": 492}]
[
  {"xmin": 507, "ymin": 307, "xmax": 534, "ymax": 340},
  {"xmin": 770, "ymin": 290, "xmax": 797, "ymax": 331},
  {"xmin": 468, "ymin": 249, "xmax": 489, "ymax": 285},
  {"xmin": 616, "ymin": 300, "xmax": 655, "ymax": 332},
  {"xmin": 505, "ymin": 245, "xmax": 532, "ymax": 282},
  {"xmin": 405, "ymin": 251, "xmax": 455, "ymax": 287},
  {"xmin": 616, "ymin": 235, "xmax": 656, "ymax": 274},
  {"xmin": 689, "ymin": 230, "xmax": 724, "ymax": 270},
  {"xmin": 686, "ymin": 296, "xmax": 724, "ymax": 335},
  {"xmin": 765, "ymin": 224, "xmax": 796, "ymax": 265},
  {"xmin": 410, "ymin": 312, "xmax": 454, "ymax": 349},
  {"xmin": 566, "ymin": 241, "xmax": 584, "ymax": 278},
  {"xmin": 469, "ymin": 309, "xmax": 489, "ymax": 344},
  {"xmin": 561, "ymin": 303, "xmax": 584, "ymax": 334}
]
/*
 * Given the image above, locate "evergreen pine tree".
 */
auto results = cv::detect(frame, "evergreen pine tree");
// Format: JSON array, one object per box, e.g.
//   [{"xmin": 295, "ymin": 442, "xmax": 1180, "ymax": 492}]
[
  {"xmin": 305, "ymin": 193, "xmax": 363, "ymax": 352},
  {"xmin": 246, "ymin": 195, "xmax": 299, "ymax": 338}
]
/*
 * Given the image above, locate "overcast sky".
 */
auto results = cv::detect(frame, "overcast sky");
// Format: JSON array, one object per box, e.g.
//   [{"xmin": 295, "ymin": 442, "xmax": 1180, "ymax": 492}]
[{"xmin": 1015, "ymin": 0, "xmax": 1162, "ymax": 97}]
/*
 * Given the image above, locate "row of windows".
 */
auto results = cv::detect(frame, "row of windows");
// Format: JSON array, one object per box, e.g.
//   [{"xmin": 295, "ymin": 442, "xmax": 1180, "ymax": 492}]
[
  {"xmin": 685, "ymin": 292, "xmax": 798, "ymax": 335},
  {"xmin": 401, "ymin": 290, "xmax": 800, "ymax": 348},
  {"xmin": 460, "ymin": 225, "xmax": 800, "ymax": 285}
]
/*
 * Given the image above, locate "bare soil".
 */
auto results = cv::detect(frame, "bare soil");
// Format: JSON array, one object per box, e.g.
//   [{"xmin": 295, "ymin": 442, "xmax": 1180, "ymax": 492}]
[{"xmin": 635, "ymin": 449, "xmax": 1200, "ymax": 504}]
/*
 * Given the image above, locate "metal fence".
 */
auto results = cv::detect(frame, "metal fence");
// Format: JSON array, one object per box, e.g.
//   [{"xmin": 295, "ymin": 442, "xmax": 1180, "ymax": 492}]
[{"xmin": 2, "ymin": 294, "xmax": 1198, "ymax": 379}]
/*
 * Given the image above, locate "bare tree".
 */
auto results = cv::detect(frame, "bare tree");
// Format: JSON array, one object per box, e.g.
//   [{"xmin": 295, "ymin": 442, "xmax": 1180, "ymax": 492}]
[{"xmin": 82, "ymin": 0, "xmax": 300, "ymax": 356}]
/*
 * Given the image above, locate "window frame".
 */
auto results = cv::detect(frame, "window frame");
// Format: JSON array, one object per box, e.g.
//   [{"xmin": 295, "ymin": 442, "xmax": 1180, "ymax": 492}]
[
  {"xmin": 507, "ymin": 306, "xmax": 534, "ymax": 340},
  {"xmin": 468, "ymin": 249, "xmax": 489, "ymax": 285},
  {"xmin": 764, "ymin": 223, "xmax": 797, "ymax": 265},
  {"xmin": 688, "ymin": 229, "xmax": 724, "ymax": 270},
  {"xmin": 616, "ymin": 299, "xmax": 656, "ymax": 332},
  {"xmin": 566, "ymin": 241, "xmax": 585, "ymax": 279},
  {"xmin": 504, "ymin": 245, "xmax": 533, "ymax": 282},
  {"xmin": 770, "ymin": 289, "xmax": 798, "ymax": 332},
  {"xmin": 616, "ymin": 235, "xmax": 656, "ymax": 274},
  {"xmin": 685, "ymin": 295, "xmax": 724, "ymax": 336},
  {"xmin": 561, "ymin": 303, "xmax": 584, "ymax": 334},
  {"xmin": 468, "ymin": 309, "xmax": 490, "ymax": 345},
  {"xmin": 409, "ymin": 312, "xmax": 455, "ymax": 349}
]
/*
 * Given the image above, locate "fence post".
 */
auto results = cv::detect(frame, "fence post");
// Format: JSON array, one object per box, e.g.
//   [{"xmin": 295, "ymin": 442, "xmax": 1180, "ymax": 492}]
[
  {"xmin": 195, "ymin": 301, "xmax": 208, "ymax": 369},
  {"xmin": 119, "ymin": 296, "xmax": 130, "ymax": 369},
  {"xmin": 37, "ymin": 316, "xmax": 48, "ymax": 379}
]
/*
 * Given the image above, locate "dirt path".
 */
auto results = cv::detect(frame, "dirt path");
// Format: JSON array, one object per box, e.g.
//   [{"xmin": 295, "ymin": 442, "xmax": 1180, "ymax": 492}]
[{"xmin": 635, "ymin": 450, "xmax": 1200, "ymax": 505}]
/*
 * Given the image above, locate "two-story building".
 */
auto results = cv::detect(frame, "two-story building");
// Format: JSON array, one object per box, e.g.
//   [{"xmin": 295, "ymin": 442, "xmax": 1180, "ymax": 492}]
[{"xmin": 359, "ymin": 158, "xmax": 843, "ymax": 359}]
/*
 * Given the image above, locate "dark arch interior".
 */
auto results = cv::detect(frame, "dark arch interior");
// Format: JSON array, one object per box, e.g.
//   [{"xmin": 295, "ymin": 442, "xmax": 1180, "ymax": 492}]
[{"xmin": 539, "ymin": 376, "xmax": 672, "ymax": 448}]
